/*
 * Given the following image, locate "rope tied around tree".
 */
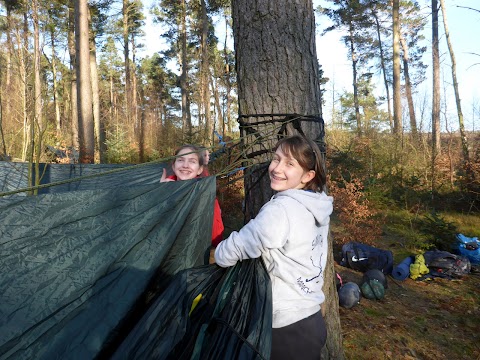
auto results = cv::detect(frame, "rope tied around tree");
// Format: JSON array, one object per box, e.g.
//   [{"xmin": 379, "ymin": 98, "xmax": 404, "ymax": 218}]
[{"xmin": 236, "ymin": 113, "xmax": 326, "ymax": 201}]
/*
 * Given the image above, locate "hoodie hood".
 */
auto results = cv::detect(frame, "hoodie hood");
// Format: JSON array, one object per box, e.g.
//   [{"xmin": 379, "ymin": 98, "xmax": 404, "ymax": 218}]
[{"xmin": 273, "ymin": 189, "xmax": 333, "ymax": 227}]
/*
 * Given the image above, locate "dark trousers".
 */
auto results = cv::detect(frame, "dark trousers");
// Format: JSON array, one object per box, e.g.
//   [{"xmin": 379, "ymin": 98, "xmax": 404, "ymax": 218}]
[{"xmin": 270, "ymin": 311, "xmax": 326, "ymax": 360}]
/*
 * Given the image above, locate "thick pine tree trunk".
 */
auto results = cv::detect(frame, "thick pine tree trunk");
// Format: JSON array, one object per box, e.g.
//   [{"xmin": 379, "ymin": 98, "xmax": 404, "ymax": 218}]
[{"xmin": 232, "ymin": 1, "xmax": 344, "ymax": 358}]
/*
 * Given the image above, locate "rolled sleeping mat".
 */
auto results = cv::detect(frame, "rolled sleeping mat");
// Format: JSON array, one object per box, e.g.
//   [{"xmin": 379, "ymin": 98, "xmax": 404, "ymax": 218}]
[{"xmin": 392, "ymin": 256, "xmax": 414, "ymax": 280}]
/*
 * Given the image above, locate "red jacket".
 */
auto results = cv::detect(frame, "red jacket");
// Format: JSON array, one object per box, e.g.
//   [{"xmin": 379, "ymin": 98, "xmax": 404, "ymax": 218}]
[{"xmin": 166, "ymin": 175, "xmax": 224, "ymax": 246}]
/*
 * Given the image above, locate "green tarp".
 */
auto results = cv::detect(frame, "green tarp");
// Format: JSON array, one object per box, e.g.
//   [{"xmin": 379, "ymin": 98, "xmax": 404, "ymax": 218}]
[
  {"xmin": 111, "ymin": 258, "xmax": 271, "ymax": 360},
  {"xmin": 0, "ymin": 172, "xmax": 215, "ymax": 359},
  {"xmin": 0, "ymin": 162, "xmax": 163, "ymax": 194}
]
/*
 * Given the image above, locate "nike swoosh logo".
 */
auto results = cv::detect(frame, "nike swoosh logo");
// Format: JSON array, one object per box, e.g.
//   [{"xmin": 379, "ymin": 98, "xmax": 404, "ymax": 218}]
[{"xmin": 351, "ymin": 256, "xmax": 368, "ymax": 262}]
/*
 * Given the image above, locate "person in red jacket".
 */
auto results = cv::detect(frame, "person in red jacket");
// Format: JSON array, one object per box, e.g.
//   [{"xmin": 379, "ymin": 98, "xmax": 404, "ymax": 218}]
[{"xmin": 161, "ymin": 144, "xmax": 224, "ymax": 246}]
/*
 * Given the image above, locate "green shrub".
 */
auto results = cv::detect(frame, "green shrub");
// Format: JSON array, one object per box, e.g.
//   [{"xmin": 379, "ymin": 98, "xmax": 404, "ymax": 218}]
[{"xmin": 417, "ymin": 212, "xmax": 459, "ymax": 251}]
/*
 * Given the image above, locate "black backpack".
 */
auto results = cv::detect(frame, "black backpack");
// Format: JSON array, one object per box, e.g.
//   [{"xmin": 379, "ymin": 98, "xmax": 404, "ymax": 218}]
[
  {"xmin": 340, "ymin": 242, "xmax": 394, "ymax": 274},
  {"xmin": 423, "ymin": 250, "xmax": 471, "ymax": 278}
]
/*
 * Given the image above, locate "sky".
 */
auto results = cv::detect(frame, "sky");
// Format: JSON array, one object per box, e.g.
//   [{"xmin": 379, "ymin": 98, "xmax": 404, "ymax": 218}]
[
  {"xmin": 141, "ymin": 0, "xmax": 480, "ymax": 132},
  {"xmin": 314, "ymin": 0, "xmax": 480, "ymax": 131}
]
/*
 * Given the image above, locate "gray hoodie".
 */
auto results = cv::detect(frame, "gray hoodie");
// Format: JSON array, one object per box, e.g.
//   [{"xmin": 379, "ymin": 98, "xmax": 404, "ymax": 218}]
[{"xmin": 215, "ymin": 189, "xmax": 333, "ymax": 328}]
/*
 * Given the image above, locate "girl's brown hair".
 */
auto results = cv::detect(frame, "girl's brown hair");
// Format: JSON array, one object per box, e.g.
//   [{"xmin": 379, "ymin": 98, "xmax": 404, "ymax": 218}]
[
  {"xmin": 173, "ymin": 144, "xmax": 204, "ymax": 166},
  {"xmin": 273, "ymin": 135, "xmax": 327, "ymax": 192}
]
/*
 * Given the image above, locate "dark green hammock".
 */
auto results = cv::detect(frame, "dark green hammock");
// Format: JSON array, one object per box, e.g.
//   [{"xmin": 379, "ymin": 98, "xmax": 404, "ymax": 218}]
[{"xmin": 0, "ymin": 162, "xmax": 271, "ymax": 360}]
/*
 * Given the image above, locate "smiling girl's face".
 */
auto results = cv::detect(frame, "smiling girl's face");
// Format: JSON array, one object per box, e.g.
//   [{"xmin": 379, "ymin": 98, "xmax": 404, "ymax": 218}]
[
  {"xmin": 172, "ymin": 148, "xmax": 204, "ymax": 180},
  {"xmin": 268, "ymin": 146, "xmax": 315, "ymax": 192}
]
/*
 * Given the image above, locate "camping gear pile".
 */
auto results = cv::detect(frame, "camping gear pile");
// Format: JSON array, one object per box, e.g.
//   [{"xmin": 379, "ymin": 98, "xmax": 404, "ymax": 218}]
[
  {"xmin": 393, "ymin": 249, "xmax": 472, "ymax": 281},
  {"xmin": 337, "ymin": 242, "xmax": 393, "ymax": 308},
  {"xmin": 337, "ymin": 239, "xmax": 475, "ymax": 309}
]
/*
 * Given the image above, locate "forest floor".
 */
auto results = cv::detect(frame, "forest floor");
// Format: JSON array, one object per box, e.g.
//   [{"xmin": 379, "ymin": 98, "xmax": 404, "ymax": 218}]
[{"xmin": 333, "ymin": 235, "xmax": 480, "ymax": 360}]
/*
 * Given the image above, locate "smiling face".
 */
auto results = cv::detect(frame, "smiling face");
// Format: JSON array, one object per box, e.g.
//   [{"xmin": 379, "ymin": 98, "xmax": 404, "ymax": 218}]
[
  {"xmin": 172, "ymin": 148, "xmax": 204, "ymax": 180},
  {"xmin": 202, "ymin": 149, "xmax": 210, "ymax": 165},
  {"xmin": 268, "ymin": 146, "xmax": 315, "ymax": 192}
]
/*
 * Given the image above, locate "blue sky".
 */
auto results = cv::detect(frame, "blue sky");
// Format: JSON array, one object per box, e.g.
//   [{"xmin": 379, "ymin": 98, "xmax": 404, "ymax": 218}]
[{"xmin": 315, "ymin": 0, "xmax": 480, "ymax": 131}]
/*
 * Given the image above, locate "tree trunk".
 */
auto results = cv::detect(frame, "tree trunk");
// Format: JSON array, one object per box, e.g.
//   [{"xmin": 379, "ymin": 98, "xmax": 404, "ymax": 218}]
[
  {"xmin": 392, "ymin": 0, "xmax": 402, "ymax": 135},
  {"xmin": 349, "ymin": 26, "xmax": 361, "ymax": 135},
  {"xmin": 33, "ymin": 0, "xmax": 43, "ymax": 189},
  {"xmin": 19, "ymin": 13, "xmax": 29, "ymax": 162},
  {"xmin": 0, "ymin": 63, "xmax": 6, "ymax": 156},
  {"xmin": 88, "ymin": 8, "xmax": 105, "ymax": 163},
  {"xmin": 5, "ymin": 6, "xmax": 12, "ymax": 132},
  {"xmin": 201, "ymin": 0, "xmax": 212, "ymax": 144},
  {"xmin": 63, "ymin": 79, "xmax": 71, "ymax": 139},
  {"xmin": 432, "ymin": 0, "xmax": 441, "ymax": 155},
  {"xmin": 439, "ymin": 0, "xmax": 469, "ymax": 166},
  {"xmin": 180, "ymin": 0, "xmax": 192, "ymax": 140},
  {"xmin": 75, "ymin": 0, "xmax": 95, "ymax": 163},
  {"xmin": 90, "ymin": 42, "xmax": 104, "ymax": 162},
  {"xmin": 0, "ymin": 99, "xmax": 6, "ymax": 157},
  {"xmin": 223, "ymin": 15, "xmax": 233, "ymax": 135},
  {"xmin": 123, "ymin": 0, "xmax": 131, "ymax": 134},
  {"xmin": 110, "ymin": 74, "xmax": 114, "ymax": 129},
  {"xmin": 68, "ymin": 0, "xmax": 79, "ymax": 151},
  {"xmin": 131, "ymin": 35, "xmax": 140, "ymax": 160},
  {"xmin": 232, "ymin": 1, "xmax": 344, "ymax": 358},
  {"xmin": 211, "ymin": 75, "xmax": 223, "ymax": 140},
  {"xmin": 399, "ymin": 34, "xmax": 418, "ymax": 136},
  {"xmin": 47, "ymin": 27, "xmax": 62, "ymax": 137},
  {"xmin": 139, "ymin": 86, "xmax": 145, "ymax": 163},
  {"xmin": 372, "ymin": 9, "xmax": 393, "ymax": 132},
  {"xmin": 156, "ymin": 101, "xmax": 164, "ymax": 153}
]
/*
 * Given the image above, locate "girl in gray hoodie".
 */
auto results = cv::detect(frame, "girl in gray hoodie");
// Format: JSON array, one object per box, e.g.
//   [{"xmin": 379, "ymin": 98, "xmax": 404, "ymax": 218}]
[{"xmin": 215, "ymin": 135, "xmax": 333, "ymax": 359}]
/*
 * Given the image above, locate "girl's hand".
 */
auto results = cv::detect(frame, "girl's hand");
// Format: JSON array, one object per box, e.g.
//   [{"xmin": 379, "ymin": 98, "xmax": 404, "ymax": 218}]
[{"xmin": 160, "ymin": 168, "xmax": 174, "ymax": 182}]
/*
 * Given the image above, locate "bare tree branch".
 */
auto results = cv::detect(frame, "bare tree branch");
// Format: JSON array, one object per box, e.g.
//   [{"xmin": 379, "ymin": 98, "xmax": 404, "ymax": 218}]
[{"xmin": 456, "ymin": 5, "xmax": 480, "ymax": 14}]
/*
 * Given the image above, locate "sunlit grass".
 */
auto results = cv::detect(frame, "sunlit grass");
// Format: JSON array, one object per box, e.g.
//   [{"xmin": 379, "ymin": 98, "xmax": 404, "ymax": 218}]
[{"xmin": 441, "ymin": 212, "xmax": 480, "ymax": 237}]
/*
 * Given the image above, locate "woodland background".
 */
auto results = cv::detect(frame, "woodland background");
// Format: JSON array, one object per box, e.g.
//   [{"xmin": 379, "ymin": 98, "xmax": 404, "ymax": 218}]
[{"xmin": 0, "ymin": 0, "xmax": 479, "ymax": 358}]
